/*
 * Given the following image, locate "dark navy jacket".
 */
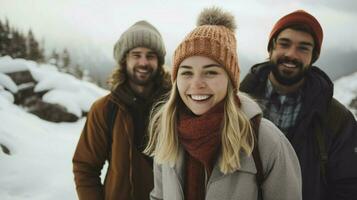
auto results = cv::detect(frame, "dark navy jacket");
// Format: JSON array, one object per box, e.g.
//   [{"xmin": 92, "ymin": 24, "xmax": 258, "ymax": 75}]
[{"xmin": 240, "ymin": 62, "xmax": 357, "ymax": 200}]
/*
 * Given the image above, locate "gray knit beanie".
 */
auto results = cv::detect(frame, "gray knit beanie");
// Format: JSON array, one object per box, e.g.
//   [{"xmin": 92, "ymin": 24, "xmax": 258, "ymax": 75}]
[{"xmin": 113, "ymin": 20, "xmax": 166, "ymax": 67}]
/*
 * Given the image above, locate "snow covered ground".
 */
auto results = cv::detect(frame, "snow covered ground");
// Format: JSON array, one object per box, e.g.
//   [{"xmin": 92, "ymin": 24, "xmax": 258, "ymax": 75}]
[
  {"xmin": 0, "ymin": 100, "xmax": 85, "ymax": 199},
  {"xmin": 334, "ymin": 71, "xmax": 357, "ymax": 119},
  {"xmin": 0, "ymin": 56, "xmax": 108, "ymax": 199},
  {"xmin": 0, "ymin": 56, "xmax": 356, "ymax": 199}
]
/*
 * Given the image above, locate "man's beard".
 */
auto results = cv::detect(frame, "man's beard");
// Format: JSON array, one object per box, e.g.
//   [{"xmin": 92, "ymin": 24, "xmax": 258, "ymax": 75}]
[
  {"xmin": 127, "ymin": 65, "xmax": 158, "ymax": 86},
  {"xmin": 270, "ymin": 56, "xmax": 309, "ymax": 86}
]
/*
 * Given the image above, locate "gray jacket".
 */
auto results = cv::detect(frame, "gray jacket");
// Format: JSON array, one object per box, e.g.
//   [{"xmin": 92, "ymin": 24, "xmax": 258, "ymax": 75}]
[{"xmin": 150, "ymin": 94, "xmax": 302, "ymax": 200}]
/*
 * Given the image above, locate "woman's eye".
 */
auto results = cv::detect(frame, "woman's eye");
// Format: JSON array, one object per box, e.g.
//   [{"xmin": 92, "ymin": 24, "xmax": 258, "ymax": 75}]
[
  {"xmin": 180, "ymin": 71, "xmax": 192, "ymax": 76},
  {"xmin": 206, "ymin": 71, "xmax": 218, "ymax": 76}
]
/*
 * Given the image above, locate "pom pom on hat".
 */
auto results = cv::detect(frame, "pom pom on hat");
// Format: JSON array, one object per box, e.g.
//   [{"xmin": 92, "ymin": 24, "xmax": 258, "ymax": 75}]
[
  {"xmin": 172, "ymin": 7, "xmax": 240, "ymax": 91},
  {"xmin": 197, "ymin": 7, "xmax": 237, "ymax": 31}
]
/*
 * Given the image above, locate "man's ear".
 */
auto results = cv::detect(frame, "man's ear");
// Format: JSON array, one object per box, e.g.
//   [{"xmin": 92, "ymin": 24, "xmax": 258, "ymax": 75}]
[
  {"xmin": 268, "ymin": 49, "xmax": 273, "ymax": 60},
  {"xmin": 271, "ymin": 38, "xmax": 277, "ymax": 50},
  {"xmin": 268, "ymin": 38, "xmax": 277, "ymax": 59},
  {"xmin": 268, "ymin": 51, "xmax": 272, "ymax": 59}
]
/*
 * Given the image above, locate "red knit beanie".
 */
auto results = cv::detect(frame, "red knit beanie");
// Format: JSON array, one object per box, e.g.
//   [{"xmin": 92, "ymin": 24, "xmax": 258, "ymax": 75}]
[{"xmin": 268, "ymin": 10, "xmax": 323, "ymax": 63}]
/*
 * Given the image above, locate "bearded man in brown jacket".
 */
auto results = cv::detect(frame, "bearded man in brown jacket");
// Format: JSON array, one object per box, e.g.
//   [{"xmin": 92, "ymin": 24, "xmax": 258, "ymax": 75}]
[{"xmin": 72, "ymin": 20, "xmax": 171, "ymax": 200}]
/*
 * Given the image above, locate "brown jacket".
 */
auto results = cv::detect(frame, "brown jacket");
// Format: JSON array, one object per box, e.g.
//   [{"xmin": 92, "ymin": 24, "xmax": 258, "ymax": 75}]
[{"xmin": 73, "ymin": 72, "xmax": 171, "ymax": 199}]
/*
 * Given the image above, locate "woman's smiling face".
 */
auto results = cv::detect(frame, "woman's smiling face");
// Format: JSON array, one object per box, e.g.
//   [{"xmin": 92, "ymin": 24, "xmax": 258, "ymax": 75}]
[{"xmin": 176, "ymin": 56, "xmax": 229, "ymax": 115}]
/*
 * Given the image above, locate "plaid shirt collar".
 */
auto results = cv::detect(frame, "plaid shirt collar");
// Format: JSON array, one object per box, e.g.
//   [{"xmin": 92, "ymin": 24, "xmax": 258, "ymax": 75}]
[
  {"xmin": 263, "ymin": 79, "xmax": 303, "ymax": 135},
  {"xmin": 265, "ymin": 79, "xmax": 302, "ymax": 105}
]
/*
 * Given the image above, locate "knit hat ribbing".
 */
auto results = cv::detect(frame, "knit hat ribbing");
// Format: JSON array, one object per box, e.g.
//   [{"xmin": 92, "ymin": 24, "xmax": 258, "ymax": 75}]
[
  {"xmin": 113, "ymin": 20, "xmax": 166, "ymax": 67},
  {"xmin": 172, "ymin": 7, "xmax": 240, "ymax": 90},
  {"xmin": 268, "ymin": 10, "xmax": 323, "ymax": 63}
]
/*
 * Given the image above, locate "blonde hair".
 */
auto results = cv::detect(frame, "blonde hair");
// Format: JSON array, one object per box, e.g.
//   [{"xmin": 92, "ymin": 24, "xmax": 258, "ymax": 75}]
[
  {"xmin": 144, "ymin": 81, "xmax": 254, "ymax": 174},
  {"xmin": 144, "ymin": 83, "xmax": 180, "ymax": 165}
]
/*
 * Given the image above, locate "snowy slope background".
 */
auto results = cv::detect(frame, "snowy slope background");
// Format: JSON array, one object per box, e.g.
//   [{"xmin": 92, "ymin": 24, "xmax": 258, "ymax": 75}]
[
  {"xmin": 333, "ymin": 71, "xmax": 357, "ymax": 119},
  {"xmin": 0, "ymin": 56, "xmax": 108, "ymax": 200},
  {"xmin": 0, "ymin": 56, "xmax": 356, "ymax": 199}
]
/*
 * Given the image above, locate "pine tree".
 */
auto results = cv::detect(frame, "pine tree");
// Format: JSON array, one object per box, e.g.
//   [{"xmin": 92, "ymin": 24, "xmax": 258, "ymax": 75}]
[
  {"xmin": 49, "ymin": 49, "xmax": 59, "ymax": 66},
  {"xmin": 61, "ymin": 48, "xmax": 71, "ymax": 73},
  {"xmin": 82, "ymin": 68, "xmax": 93, "ymax": 82},
  {"xmin": 7, "ymin": 28, "xmax": 16, "ymax": 57},
  {"xmin": 38, "ymin": 38, "xmax": 45, "ymax": 63},
  {"xmin": 0, "ymin": 18, "xmax": 97, "ymax": 83},
  {"xmin": 0, "ymin": 19, "xmax": 5, "ymax": 56},
  {"xmin": 73, "ymin": 64, "xmax": 84, "ymax": 79},
  {"xmin": 1, "ymin": 19, "xmax": 12, "ymax": 57},
  {"xmin": 26, "ymin": 29, "xmax": 43, "ymax": 61},
  {"xmin": 12, "ymin": 29, "xmax": 26, "ymax": 58}
]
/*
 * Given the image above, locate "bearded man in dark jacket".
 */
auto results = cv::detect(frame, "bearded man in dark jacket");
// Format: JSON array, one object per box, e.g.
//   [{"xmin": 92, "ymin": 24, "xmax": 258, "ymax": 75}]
[
  {"xmin": 240, "ymin": 10, "xmax": 357, "ymax": 200},
  {"xmin": 72, "ymin": 21, "xmax": 171, "ymax": 200}
]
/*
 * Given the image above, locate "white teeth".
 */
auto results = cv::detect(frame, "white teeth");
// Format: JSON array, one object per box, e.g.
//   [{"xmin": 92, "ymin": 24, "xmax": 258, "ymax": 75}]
[
  {"xmin": 283, "ymin": 63, "xmax": 296, "ymax": 68},
  {"xmin": 137, "ymin": 68, "xmax": 149, "ymax": 73},
  {"xmin": 190, "ymin": 95, "xmax": 210, "ymax": 101}
]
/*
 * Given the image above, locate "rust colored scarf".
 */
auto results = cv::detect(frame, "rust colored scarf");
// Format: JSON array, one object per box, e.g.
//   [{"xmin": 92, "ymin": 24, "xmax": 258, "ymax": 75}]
[{"xmin": 177, "ymin": 101, "xmax": 224, "ymax": 200}]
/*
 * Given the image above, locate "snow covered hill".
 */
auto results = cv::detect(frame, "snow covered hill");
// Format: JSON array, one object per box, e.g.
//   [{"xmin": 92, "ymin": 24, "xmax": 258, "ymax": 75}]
[
  {"xmin": 0, "ymin": 100, "xmax": 85, "ymax": 199},
  {"xmin": 0, "ymin": 56, "xmax": 108, "ymax": 119},
  {"xmin": 334, "ymin": 71, "xmax": 357, "ymax": 119},
  {"xmin": 0, "ymin": 56, "xmax": 108, "ymax": 199},
  {"xmin": 0, "ymin": 56, "xmax": 356, "ymax": 200}
]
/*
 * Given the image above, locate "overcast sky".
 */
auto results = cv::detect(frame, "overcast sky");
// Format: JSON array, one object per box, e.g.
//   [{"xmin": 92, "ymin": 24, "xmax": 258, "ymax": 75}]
[{"xmin": 1, "ymin": 0, "xmax": 357, "ymax": 80}]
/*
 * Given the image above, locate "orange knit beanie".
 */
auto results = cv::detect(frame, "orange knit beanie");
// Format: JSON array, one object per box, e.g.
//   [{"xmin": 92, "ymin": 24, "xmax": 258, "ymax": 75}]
[{"xmin": 172, "ymin": 7, "xmax": 240, "ymax": 90}]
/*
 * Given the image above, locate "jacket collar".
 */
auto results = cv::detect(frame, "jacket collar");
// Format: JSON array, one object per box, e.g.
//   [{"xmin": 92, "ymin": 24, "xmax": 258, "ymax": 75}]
[
  {"xmin": 172, "ymin": 147, "xmax": 257, "ymax": 187},
  {"xmin": 247, "ymin": 62, "xmax": 333, "ymax": 116},
  {"xmin": 172, "ymin": 94, "xmax": 262, "ymax": 182},
  {"xmin": 239, "ymin": 92, "xmax": 262, "ymax": 119}
]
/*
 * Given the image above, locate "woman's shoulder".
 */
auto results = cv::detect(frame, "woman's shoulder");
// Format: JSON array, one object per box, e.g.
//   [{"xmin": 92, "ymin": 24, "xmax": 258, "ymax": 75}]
[
  {"xmin": 238, "ymin": 92, "xmax": 262, "ymax": 119},
  {"xmin": 258, "ymin": 118, "xmax": 287, "ymax": 148},
  {"xmin": 258, "ymin": 118, "xmax": 297, "ymax": 167},
  {"xmin": 238, "ymin": 92, "xmax": 297, "ymax": 166},
  {"xmin": 238, "ymin": 92, "xmax": 289, "ymax": 152}
]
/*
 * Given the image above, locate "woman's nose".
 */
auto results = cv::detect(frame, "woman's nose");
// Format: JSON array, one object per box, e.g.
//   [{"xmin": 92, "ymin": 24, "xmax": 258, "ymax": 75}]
[{"xmin": 191, "ymin": 75, "xmax": 206, "ymax": 89}]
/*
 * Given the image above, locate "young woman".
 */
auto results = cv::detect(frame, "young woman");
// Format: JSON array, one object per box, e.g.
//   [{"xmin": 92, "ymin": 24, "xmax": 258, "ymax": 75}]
[{"xmin": 145, "ymin": 7, "xmax": 302, "ymax": 200}]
